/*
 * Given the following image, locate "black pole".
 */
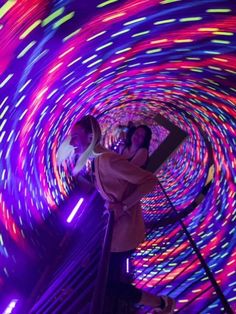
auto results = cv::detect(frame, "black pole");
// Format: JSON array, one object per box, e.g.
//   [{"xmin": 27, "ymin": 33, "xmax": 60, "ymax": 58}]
[{"xmin": 157, "ymin": 177, "xmax": 233, "ymax": 314}]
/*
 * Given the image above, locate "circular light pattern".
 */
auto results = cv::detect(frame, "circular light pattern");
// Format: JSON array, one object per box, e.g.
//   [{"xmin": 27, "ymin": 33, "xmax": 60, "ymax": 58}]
[{"xmin": 0, "ymin": 0, "xmax": 235, "ymax": 312}]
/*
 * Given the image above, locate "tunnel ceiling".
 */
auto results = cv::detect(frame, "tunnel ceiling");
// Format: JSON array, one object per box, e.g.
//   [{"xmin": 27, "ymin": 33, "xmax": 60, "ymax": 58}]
[{"xmin": 0, "ymin": 0, "xmax": 235, "ymax": 309}]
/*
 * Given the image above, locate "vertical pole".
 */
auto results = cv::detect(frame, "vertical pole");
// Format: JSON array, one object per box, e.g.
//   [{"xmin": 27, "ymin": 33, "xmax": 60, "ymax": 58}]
[{"xmin": 157, "ymin": 178, "xmax": 233, "ymax": 314}]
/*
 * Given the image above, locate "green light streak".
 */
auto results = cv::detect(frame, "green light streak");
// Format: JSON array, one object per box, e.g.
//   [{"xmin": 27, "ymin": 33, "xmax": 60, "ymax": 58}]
[
  {"xmin": 211, "ymin": 39, "xmax": 230, "ymax": 44},
  {"xmin": 42, "ymin": 7, "xmax": 65, "ymax": 26},
  {"xmin": 213, "ymin": 32, "xmax": 234, "ymax": 36},
  {"xmin": 53, "ymin": 11, "xmax": 75, "ymax": 29},
  {"xmin": 97, "ymin": 0, "xmax": 119, "ymax": 8},
  {"xmin": 180, "ymin": 17, "xmax": 202, "ymax": 22},
  {"xmin": 207, "ymin": 8, "xmax": 231, "ymax": 13},
  {"xmin": 20, "ymin": 20, "xmax": 41, "ymax": 39},
  {"xmin": 0, "ymin": 0, "xmax": 16, "ymax": 19},
  {"xmin": 160, "ymin": 0, "xmax": 181, "ymax": 4},
  {"xmin": 191, "ymin": 68, "xmax": 203, "ymax": 72},
  {"xmin": 146, "ymin": 48, "xmax": 162, "ymax": 54},
  {"xmin": 132, "ymin": 30, "xmax": 150, "ymax": 37},
  {"xmin": 154, "ymin": 18, "xmax": 176, "ymax": 25}
]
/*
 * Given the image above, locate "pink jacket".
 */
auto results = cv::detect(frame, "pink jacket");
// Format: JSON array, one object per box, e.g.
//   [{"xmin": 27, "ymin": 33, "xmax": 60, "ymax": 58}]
[{"xmin": 94, "ymin": 150, "xmax": 157, "ymax": 252}]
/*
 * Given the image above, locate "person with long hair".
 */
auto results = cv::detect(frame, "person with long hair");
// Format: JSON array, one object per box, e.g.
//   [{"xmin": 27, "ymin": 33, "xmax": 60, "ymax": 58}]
[
  {"xmin": 120, "ymin": 124, "xmax": 152, "ymax": 169},
  {"xmin": 69, "ymin": 115, "xmax": 175, "ymax": 313}
]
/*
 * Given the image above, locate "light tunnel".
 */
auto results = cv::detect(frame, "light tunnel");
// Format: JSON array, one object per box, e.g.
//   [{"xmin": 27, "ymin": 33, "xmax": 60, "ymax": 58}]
[{"xmin": 0, "ymin": 0, "xmax": 235, "ymax": 313}]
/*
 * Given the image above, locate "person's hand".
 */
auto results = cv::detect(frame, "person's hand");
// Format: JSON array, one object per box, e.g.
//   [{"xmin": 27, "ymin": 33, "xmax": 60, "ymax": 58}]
[{"xmin": 105, "ymin": 201, "xmax": 125, "ymax": 220}]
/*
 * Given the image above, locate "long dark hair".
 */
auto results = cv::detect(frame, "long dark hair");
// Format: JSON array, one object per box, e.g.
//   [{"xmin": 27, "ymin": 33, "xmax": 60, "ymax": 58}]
[{"xmin": 125, "ymin": 125, "xmax": 152, "ymax": 150}]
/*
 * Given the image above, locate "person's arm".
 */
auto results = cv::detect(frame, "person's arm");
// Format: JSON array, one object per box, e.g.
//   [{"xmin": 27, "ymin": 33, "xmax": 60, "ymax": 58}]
[{"xmin": 130, "ymin": 148, "xmax": 148, "ymax": 168}]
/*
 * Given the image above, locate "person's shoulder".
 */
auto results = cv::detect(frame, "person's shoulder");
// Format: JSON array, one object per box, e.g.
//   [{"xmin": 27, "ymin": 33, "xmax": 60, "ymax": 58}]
[
  {"xmin": 99, "ymin": 150, "xmax": 127, "ymax": 165},
  {"xmin": 98, "ymin": 151, "xmax": 126, "ymax": 172},
  {"xmin": 136, "ymin": 147, "xmax": 148, "ymax": 157},
  {"xmin": 101, "ymin": 150, "xmax": 123, "ymax": 160},
  {"xmin": 138, "ymin": 147, "xmax": 148, "ymax": 153}
]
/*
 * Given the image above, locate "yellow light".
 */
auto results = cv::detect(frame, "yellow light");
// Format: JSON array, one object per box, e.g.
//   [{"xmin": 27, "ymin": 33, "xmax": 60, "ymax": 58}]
[
  {"xmin": 20, "ymin": 20, "xmax": 42, "ymax": 39},
  {"xmin": 0, "ymin": 0, "xmax": 16, "ymax": 19},
  {"xmin": 53, "ymin": 11, "xmax": 75, "ymax": 29},
  {"xmin": 42, "ymin": 7, "xmax": 65, "ymax": 26},
  {"xmin": 154, "ymin": 19, "xmax": 176, "ymax": 25},
  {"xmin": 103, "ymin": 12, "xmax": 125, "ymax": 22},
  {"xmin": 97, "ymin": 0, "xmax": 118, "ymax": 8},
  {"xmin": 151, "ymin": 39, "xmax": 168, "ymax": 44},
  {"xmin": 174, "ymin": 39, "xmax": 193, "ymax": 43}
]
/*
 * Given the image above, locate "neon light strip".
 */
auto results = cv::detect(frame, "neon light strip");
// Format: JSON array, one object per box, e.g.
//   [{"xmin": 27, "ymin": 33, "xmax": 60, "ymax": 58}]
[
  {"xmin": 67, "ymin": 198, "xmax": 84, "ymax": 223},
  {"xmin": 3, "ymin": 299, "xmax": 18, "ymax": 314}
]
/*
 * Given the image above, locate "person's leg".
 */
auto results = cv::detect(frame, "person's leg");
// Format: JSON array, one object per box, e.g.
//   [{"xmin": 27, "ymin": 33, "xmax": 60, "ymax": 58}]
[
  {"xmin": 107, "ymin": 251, "xmax": 175, "ymax": 312},
  {"xmin": 107, "ymin": 278, "xmax": 175, "ymax": 313},
  {"xmin": 140, "ymin": 291, "xmax": 175, "ymax": 313},
  {"xmin": 107, "ymin": 278, "xmax": 141, "ymax": 303},
  {"xmin": 107, "ymin": 250, "xmax": 134, "ymax": 282},
  {"xmin": 106, "ymin": 250, "xmax": 138, "ymax": 302}
]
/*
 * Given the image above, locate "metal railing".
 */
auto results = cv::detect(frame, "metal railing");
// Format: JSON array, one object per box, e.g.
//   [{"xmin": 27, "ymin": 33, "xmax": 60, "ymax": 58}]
[{"xmin": 27, "ymin": 193, "xmax": 114, "ymax": 314}]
